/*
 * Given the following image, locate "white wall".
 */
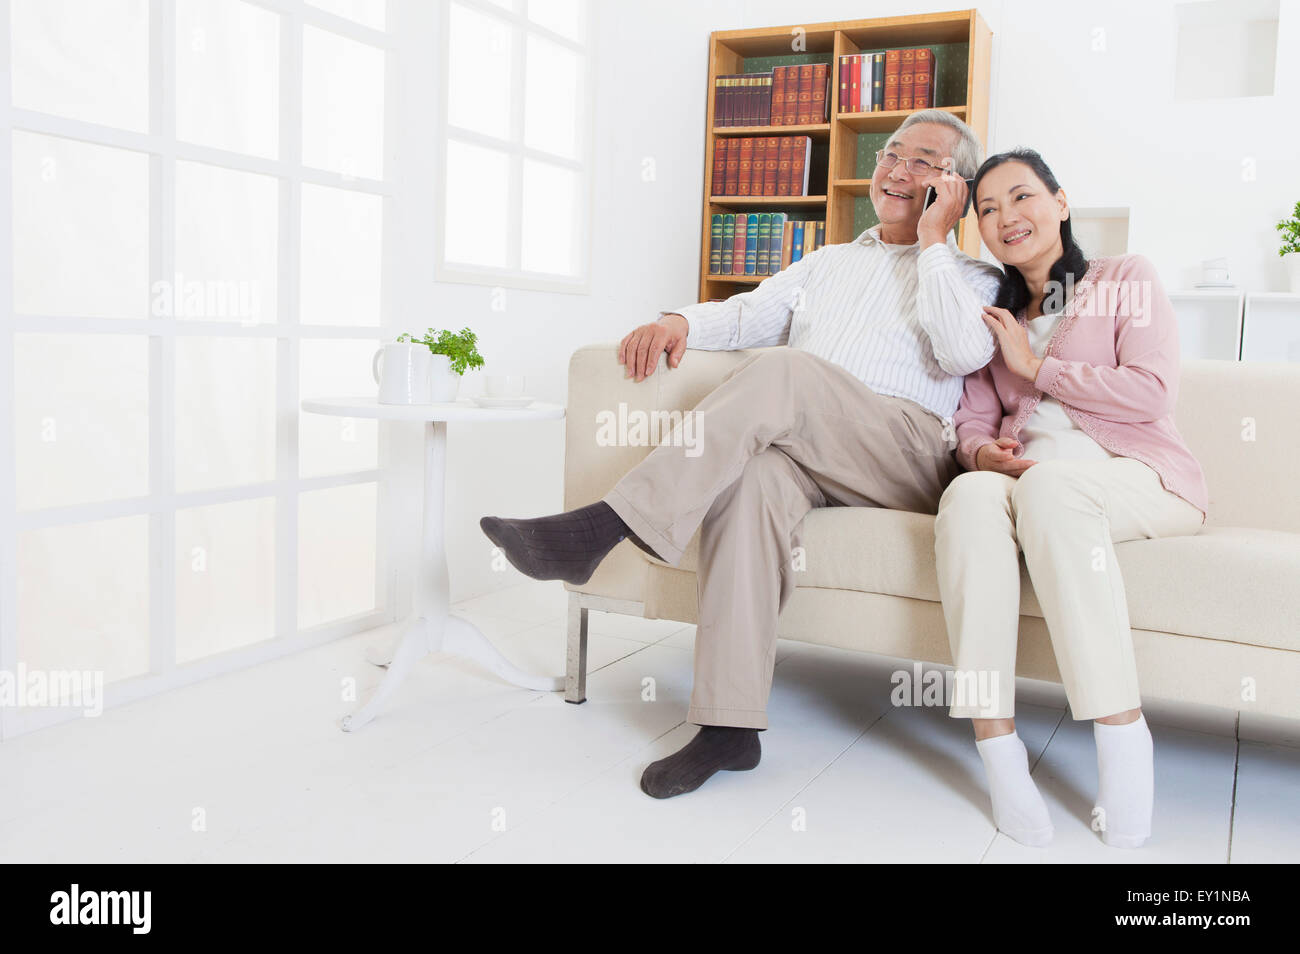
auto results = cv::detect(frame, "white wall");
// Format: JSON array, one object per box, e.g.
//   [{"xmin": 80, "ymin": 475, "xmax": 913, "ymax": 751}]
[{"xmin": 405, "ymin": 0, "xmax": 1300, "ymax": 606}]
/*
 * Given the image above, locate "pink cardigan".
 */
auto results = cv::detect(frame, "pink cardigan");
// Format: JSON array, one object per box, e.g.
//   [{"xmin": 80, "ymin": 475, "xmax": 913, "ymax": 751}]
[{"xmin": 953, "ymin": 253, "xmax": 1209, "ymax": 517}]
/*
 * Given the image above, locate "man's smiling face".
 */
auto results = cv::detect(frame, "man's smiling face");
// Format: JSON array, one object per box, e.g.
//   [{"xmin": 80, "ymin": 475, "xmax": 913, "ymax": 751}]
[{"xmin": 868, "ymin": 123, "xmax": 957, "ymax": 235}]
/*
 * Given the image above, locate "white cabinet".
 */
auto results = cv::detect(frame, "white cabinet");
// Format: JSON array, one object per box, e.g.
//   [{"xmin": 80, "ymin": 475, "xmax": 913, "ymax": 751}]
[
  {"xmin": 1241, "ymin": 294, "xmax": 1300, "ymax": 363},
  {"xmin": 1169, "ymin": 291, "xmax": 1243, "ymax": 361}
]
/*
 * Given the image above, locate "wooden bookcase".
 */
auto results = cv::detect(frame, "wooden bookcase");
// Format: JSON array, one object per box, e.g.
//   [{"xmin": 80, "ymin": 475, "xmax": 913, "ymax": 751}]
[{"xmin": 698, "ymin": 10, "xmax": 992, "ymax": 302}]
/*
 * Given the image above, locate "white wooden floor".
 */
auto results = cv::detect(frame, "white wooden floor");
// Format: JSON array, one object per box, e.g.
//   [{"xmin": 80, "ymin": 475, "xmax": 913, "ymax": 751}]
[{"xmin": 2, "ymin": 579, "xmax": 1296, "ymax": 863}]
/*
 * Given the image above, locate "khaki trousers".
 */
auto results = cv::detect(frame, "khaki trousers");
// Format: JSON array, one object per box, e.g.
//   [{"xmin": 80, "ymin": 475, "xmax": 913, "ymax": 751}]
[
  {"xmin": 934, "ymin": 457, "xmax": 1205, "ymax": 721},
  {"xmin": 604, "ymin": 348, "xmax": 960, "ymax": 729}
]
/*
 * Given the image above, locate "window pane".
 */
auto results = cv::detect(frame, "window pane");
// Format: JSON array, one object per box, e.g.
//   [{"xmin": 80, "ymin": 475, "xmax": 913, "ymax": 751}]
[
  {"xmin": 175, "ymin": 0, "xmax": 280, "ymax": 159},
  {"xmin": 302, "ymin": 26, "xmax": 386, "ymax": 179},
  {"xmin": 300, "ymin": 184, "xmax": 383, "ymax": 325},
  {"xmin": 524, "ymin": 34, "xmax": 582, "ymax": 160},
  {"xmin": 174, "ymin": 161, "xmax": 278, "ymax": 324},
  {"xmin": 521, "ymin": 159, "xmax": 579, "ymax": 276},
  {"xmin": 528, "ymin": 0, "xmax": 585, "ymax": 42},
  {"xmin": 176, "ymin": 498, "xmax": 276, "ymax": 663},
  {"xmin": 298, "ymin": 482, "xmax": 377, "ymax": 628},
  {"xmin": 447, "ymin": 3, "xmax": 512, "ymax": 140},
  {"xmin": 12, "ymin": 131, "xmax": 149, "ymax": 319},
  {"xmin": 174, "ymin": 337, "xmax": 277, "ymax": 493},
  {"xmin": 10, "ymin": 0, "xmax": 149, "ymax": 131},
  {"xmin": 305, "ymin": 0, "xmax": 386, "ymax": 31},
  {"xmin": 443, "ymin": 141, "xmax": 509, "ymax": 268},
  {"xmin": 298, "ymin": 338, "xmax": 380, "ymax": 477},
  {"xmin": 18, "ymin": 515, "xmax": 150, "ymax": 684},
  {"xmin": 14, "ymin": 333, "xmax": 149, "ymax": 511}
]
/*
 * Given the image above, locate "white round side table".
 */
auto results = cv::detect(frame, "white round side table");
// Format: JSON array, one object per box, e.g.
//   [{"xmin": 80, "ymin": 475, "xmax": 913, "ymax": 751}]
[{"xmin": 301, "ymin": 396, "xmax": 566, "ymax": 732}]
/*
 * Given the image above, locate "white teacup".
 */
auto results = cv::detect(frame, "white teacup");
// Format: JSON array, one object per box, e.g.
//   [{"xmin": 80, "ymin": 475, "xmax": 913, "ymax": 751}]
[
  {"xmin": 372, "ymin": 343, "xmax": 433, "ymax": 405},
  {"xmin": 484, "ymin": 374, "xmax": 526, "ymax": 399},
  {"xmin": 1201, "ymin": 257, "xmax": 1230, "ymax": 284}
]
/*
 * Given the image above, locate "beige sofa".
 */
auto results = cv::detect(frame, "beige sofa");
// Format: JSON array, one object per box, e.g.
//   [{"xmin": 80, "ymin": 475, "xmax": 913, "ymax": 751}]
[{"xmin": 561, "ymin": 344, "xmax": 1300, "ymax": 723}]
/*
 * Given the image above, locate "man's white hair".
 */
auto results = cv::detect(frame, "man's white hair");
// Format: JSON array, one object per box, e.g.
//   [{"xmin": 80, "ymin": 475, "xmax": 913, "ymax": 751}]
[{"xmin": 893, "ymin": 109, "xmax": 983, "ymax": 179}]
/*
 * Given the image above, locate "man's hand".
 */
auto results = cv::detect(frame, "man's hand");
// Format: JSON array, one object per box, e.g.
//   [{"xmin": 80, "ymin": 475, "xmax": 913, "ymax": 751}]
[
  {"xmin": 975, "ymin": 436, "xmax": 1036, "ymax": 477},
  {"xmin": 916, "ymin": 170, "xmax": 968, "ymax": 248},
  {"xmin": 618, "ymin": 313, "xmax": 688, "ymax": 382}
]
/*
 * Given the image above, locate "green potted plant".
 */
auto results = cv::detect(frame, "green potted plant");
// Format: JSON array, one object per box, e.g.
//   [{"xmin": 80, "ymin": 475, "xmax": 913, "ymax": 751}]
[
  {"xmin": 1277, "ymin": 200, "xmax": 1300, "ymax": 293},
  {"xmin": 396, "ymin": 326, "xmax": 485, "ymax": 402}
]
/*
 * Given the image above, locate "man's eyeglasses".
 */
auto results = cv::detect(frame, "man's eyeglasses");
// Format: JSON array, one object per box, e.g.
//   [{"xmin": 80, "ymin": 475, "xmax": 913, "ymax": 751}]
[{"xmin": 874, "ymin": 149, "xmax": 949, "ymax": 177}]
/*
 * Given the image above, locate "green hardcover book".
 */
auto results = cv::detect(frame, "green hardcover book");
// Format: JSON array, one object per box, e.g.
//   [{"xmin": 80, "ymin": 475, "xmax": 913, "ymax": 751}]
[
  {"xmin": 744, "ymin": 212, "xmax": 760, "ymax": 275},
  {"xmin": 756, "ymin": 212, "xmax": 772, "ymax": 276},
  {"xmin": 767, "ymin": 213, "xmax": 786, "ymax": 273},
  {"xmin": 721, "ymin": 214, "xmax": 735, "ymax": 275},
  {"xmin": 709, "ymin": 213, "xmax": 724, "ymax": 274}
]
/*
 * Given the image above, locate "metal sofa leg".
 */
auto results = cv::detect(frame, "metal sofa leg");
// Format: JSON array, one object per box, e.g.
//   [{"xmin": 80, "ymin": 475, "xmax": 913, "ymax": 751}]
[{"xmin": 566, "ymin": 593, "xmax": 589, "ymax": 704}]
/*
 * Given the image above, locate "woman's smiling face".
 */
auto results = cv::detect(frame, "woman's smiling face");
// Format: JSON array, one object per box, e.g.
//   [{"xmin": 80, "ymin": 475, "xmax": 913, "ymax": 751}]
[{"xmin": 975, "ymin": 161, "xmax": 1068, "ymax": 267}]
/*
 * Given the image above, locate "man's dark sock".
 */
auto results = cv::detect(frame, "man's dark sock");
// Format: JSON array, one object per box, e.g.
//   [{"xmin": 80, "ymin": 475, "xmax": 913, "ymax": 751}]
[
  {"xmin": 480, "ymin": 500, "xmax": 659, "ymax": 585},
  {"xmin": 640, "ymin": 725, "xmax": 761, "ymax": 799}
]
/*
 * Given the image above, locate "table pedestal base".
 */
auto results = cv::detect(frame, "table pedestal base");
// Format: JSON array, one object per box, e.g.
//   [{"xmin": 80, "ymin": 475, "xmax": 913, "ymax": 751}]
[{"xmin": 342, "ymin": 613, "xmax": 564, "ymax": 732}]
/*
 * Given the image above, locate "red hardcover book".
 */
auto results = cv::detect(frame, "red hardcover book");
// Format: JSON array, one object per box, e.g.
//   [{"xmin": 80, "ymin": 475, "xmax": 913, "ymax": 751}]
[
  {"xmin": 899, "ymin": 49, "xmax": 915, "ymax": 111},
  {"xmin": 811, "ymin": 62, "xmax": 829, "ymax": 123},
  {"xmin": 837, "ymin": 56, "xmax": 849, "ymax": 114},
  {"xmin": 737, "ymin": 137, "xmax": 754, "ymax": 195},
  {"xmin": 711, "ymin": 138, "xmax": 728, "ymax": 196},
  {"xmin": 883, "ymin": 50, "xmax": 901, "ymax": 110},
  {"xmin": 849, "ymin": 55, "xmax": 861, "ymax": 114},
  {"xmin": 796, "ymin": 64, "xmax": 813, "ymax": 124},
  {"xmin": 732, "ymin": 213, "xmax": 747, "ymax": 275},
  {"xmin": 771, "ymin": 67, "xmax": 786, "ymax": 125},
  {"xmin": 776, "ymin": 136, "xmax": 795, "ymax": 196},
  {"xmin": 724, "ymin": 136, "xmax": 740, "ymax": 194},
  {"xmin": 763, "ymin": 136, "xmax": 779, "ymax": 195},
  {"xmin": 913, "ymin": 48, "xmax": 935, "ymax": 108},
  {"xmin": 749, "ymin": 138, "xmax": 766, "ymax": 195},
  {"xmin": 790, "ymin": 135, "xmax": 810, "ymax": 196}
]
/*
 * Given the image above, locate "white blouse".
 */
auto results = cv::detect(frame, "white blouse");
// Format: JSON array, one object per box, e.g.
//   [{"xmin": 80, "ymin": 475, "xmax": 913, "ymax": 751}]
[{"xmin": 1018, "ymin": 311, "xmax": 1117, "ymax": 462}]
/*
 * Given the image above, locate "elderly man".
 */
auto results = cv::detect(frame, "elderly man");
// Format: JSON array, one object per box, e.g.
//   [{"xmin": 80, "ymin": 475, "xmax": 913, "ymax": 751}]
[{"xmin": 481, "ymin": 110, "xmax": 1002, "ymax": 798}]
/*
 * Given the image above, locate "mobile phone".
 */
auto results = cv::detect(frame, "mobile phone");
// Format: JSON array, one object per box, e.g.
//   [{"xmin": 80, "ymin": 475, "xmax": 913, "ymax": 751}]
[{"xmin": 924, "ymin": 177, "xmax": 976, "ymax": 217}]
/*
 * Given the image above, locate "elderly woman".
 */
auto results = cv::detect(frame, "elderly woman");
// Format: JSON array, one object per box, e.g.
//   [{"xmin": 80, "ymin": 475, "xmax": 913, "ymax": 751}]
[{"xmin": 934, "ymin": 148, "xmax": 1208, "ymax": 848}]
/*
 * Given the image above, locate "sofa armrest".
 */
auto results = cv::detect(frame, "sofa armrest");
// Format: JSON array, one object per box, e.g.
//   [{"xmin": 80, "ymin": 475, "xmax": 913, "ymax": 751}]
[
  {"xmin": 564, "ymin": 343, "xmax": 769, "ymax": 511},
  {"xmin": 562, "ymin": 343, "xmax": 770, "ymax": 601}
]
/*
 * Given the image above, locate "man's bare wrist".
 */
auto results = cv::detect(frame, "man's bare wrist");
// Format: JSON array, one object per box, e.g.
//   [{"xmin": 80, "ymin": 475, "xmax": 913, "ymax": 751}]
[{"xmin": 659, "ymin": 312, "xmax": 689, "ymax": 335}]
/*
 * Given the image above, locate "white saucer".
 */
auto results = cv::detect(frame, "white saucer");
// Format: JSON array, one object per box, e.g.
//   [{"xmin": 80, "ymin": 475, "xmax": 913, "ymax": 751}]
[
  {"xmin": 471, "ymin": 395, "xmax": 535, "ymax": 408},
  {"xmin": 1193, "ymin": 282, "xmax": 1237, "ymax": 289}
]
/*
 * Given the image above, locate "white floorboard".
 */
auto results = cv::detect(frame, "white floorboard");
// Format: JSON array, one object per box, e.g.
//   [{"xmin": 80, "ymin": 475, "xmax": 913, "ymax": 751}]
[{"xmin": 1, "ymin": 579, "xmax": 1296, "ymax": 864}]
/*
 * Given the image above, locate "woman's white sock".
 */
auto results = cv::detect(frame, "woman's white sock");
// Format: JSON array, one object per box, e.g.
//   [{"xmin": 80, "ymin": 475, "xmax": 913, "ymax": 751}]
[
  {"xmin": 1093, "ymin": 714, "xmax": 1154, "ymax": 849},
  {"xmin": 975, "ymin": 731, "xmax": 1054, "ymax": 847}
]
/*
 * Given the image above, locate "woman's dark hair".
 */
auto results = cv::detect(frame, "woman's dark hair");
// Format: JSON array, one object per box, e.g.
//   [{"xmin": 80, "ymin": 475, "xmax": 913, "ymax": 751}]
[{"xmin": 970, "ymin": 148, "xmax": 1089, "ymax": 315}]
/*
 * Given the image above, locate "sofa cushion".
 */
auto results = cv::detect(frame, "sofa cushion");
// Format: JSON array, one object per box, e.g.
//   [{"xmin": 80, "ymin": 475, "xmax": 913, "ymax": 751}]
[{"xmin": 658, "ymin": 509, "xmax": 1299, "ymax": 653}]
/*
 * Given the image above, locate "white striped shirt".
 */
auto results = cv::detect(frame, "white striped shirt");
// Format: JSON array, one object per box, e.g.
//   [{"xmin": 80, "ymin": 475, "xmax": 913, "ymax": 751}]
[{"xmin": 663, "ymin": 226, "xmax": 1003, "ymax": 419}]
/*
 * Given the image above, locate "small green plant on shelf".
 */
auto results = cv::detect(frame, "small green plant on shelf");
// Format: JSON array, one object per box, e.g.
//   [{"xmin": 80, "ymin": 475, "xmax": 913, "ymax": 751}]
[
  {"xmin": 395, "ymin": 327, "xmax": 486, "ymax": 375},
  {"xmin": 1276, "ymin": 200, "xmax": 1300, "ymax": 257}
]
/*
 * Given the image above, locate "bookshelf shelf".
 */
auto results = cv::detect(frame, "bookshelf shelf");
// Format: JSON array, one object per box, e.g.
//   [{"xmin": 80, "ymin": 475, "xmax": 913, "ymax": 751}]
[
  {"xmin": 712, "ymin": 123, "xmax": 832, "ymax": 141},
  {"xmin": 836, "ymin": 104, "xmax": 966, "ymax": 132},
  {"xmin": 831, "ymin": 178, "xmax": 874, "ymax": 197},
  {"xmin": 710, "ymin": 195, "xmax": 828, "ymax": 207},
  {"xmin": 698, "ymin": 10, "xmax": 992, "ymax": 301}
]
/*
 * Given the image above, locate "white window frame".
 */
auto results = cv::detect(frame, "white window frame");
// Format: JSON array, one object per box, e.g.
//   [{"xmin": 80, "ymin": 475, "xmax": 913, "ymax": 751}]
[
  {"xmin": 435, "ymin": 0, "xmax": 596, "ymax": 295},
  {"xmin": 0, "ymin": 0, "xmax": 404, "ymax": 739}
]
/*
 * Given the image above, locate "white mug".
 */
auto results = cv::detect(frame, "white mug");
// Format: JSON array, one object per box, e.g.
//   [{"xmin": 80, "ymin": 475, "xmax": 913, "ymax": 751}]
[{"xmin": 372, "ymin": 343, "xmax": 432, "ymax": 405}]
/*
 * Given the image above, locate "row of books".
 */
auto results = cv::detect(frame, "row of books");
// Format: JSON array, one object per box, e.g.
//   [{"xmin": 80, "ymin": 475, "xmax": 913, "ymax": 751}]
[
  {"xmin": 707, "ymin": 213, "xmax": 826, "ymax": 277},
  {"xmin": 839, "ymin": 48, "xmax": 936, "ymax": 113},
  {"xmin": 711, "ymin": 136, "xmax": 813, "ymax": 197},
  {"xmin": 713, "ymin": 63, "xmax": 831, "ymax": 127}
]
